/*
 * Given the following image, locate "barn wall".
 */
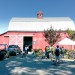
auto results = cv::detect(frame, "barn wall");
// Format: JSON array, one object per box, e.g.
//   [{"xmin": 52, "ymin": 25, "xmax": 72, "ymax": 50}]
[
  {"xmin": 0, "ymin": 32, "xmax": 9, "ymax": 48},
  {"xmin": 0, "ymin": 31, "xmax": 74, "ymax": 51}
]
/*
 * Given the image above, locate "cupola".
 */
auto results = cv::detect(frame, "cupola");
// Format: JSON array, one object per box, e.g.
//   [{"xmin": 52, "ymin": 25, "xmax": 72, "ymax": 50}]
[{"xmin": 37, "ymin": 11, "xmax": 43, "ymax": 19}]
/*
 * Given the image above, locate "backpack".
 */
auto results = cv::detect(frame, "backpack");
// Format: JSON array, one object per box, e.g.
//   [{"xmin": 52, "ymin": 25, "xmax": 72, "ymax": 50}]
[{"xmin": 55, "ymin": 48, "xmax": 60, "ymax": 56}]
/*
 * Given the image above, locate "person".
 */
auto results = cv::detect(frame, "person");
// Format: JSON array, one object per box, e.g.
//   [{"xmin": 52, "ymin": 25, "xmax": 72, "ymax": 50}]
[
  {"xmin": 45, "ymin": 46, "xmax": 50, "ymax": 58},
  {"xmin": 24, "ymin": 45, "xmax": 29, "ymax": 54},
  {"xmin": 55, "ymin": 45, "xmax": 60, "ymax": 64},
  {"xmin": 60, "ymin": 46, "xmax": 65, "ymax": 58},
  {"xmin": 49, "ymin": 45, "xmax": 53, "ymax": 60},
  {"xmin": 49, "ymin": 46, "xmax": 52, "ymax": 53}
]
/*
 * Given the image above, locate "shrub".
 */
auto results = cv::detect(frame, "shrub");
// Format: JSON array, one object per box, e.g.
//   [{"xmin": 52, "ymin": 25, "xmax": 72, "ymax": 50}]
[
  {"xmin": 5, "ymin": 51, "xmax": 10, "ymax": 58},
  {"xmin": 34, "ymin": 49, "xmax": 43, "ymax": 57},
  {"xmin": 67, "ymin": 50, "xmax": 75, "ymax": 59},
  {"xmin": 62, "ymin": 50, "xmax": 75, "ymax": 59}
]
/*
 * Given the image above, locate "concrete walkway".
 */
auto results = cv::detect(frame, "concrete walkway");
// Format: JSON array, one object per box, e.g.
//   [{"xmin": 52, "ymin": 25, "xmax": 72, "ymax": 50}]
[{"xmin": 0, "ymin": 54, "xmax": 75, "ymax": 75}]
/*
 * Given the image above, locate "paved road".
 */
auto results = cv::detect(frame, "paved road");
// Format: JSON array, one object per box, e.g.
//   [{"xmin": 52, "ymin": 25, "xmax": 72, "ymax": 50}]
[{"xmin": 0, "ymin": 54, "xmax": 75, "ymax": 75}]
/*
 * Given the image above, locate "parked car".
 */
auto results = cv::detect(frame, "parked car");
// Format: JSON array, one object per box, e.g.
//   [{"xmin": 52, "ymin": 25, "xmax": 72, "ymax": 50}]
[{"xmin": 8, "ymin": 45, "xmax": 22, "ymax": 55}]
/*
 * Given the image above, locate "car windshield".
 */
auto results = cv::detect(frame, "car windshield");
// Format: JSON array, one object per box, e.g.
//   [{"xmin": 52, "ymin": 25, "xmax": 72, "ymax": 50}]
[{"xmin": 8, "ymin": 45, "xmax": 18, "ymax": 48}]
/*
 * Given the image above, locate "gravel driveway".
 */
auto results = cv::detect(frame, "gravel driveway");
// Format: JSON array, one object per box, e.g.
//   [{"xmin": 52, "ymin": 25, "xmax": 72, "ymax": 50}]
[{"xmin": 0, "ymin": 54, "xmax": 75, "ymax": 75}]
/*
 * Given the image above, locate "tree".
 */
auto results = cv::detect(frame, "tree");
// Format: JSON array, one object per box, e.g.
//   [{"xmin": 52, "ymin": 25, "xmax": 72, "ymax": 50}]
[
  {"xmin": 66, "ymin": 29, "xmax": 75, "ymax": 40},
  {"xmin": 44, "ymin": 26, "xmax": 61, "ymax": 46}
]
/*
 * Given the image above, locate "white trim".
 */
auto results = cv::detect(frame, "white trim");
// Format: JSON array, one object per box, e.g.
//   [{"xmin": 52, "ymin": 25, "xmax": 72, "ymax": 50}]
[{"xmin": 4, "ymin": 35, "xmax": 34, "ymax": 37}]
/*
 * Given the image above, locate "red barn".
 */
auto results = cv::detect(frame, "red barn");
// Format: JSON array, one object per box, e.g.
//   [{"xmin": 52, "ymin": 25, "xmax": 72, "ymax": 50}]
[{"xmin": 0, "ymin": 12, "xmax": 75, "ymax": 51}]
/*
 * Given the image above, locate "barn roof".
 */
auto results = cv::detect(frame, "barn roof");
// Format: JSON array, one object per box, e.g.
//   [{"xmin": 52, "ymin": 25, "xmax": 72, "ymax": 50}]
[{"xmin": 8, "ymin": 17, "xmax": 75, "ymax": 31}]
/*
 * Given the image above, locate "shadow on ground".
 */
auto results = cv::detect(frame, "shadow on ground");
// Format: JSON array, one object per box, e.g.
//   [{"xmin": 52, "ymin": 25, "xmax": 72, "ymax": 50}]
[{"xmin": 0, "ymin": 54, "xmax": 75, "ymax": 75}]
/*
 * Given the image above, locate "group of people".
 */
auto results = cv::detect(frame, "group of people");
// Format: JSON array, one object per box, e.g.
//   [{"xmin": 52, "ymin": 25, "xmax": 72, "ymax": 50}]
[
  {"xmin": 23, "ymin": 44, "xmax": 65, "ymax": 64},
  {"xmin": 45, "ymin": 45, "xmax": 65, "ymax": 64}
]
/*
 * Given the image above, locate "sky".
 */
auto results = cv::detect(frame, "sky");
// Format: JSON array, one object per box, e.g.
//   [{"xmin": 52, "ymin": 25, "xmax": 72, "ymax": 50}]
[{"xmin": 0, "ymin": 0, "xmax": 75, "ymax": 34}]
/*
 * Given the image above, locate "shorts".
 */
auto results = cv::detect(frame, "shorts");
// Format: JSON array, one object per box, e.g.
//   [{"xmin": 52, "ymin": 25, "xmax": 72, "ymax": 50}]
[{"xmin": 56, "ymin": 56, "xmax": 60, "ymax": 62}]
